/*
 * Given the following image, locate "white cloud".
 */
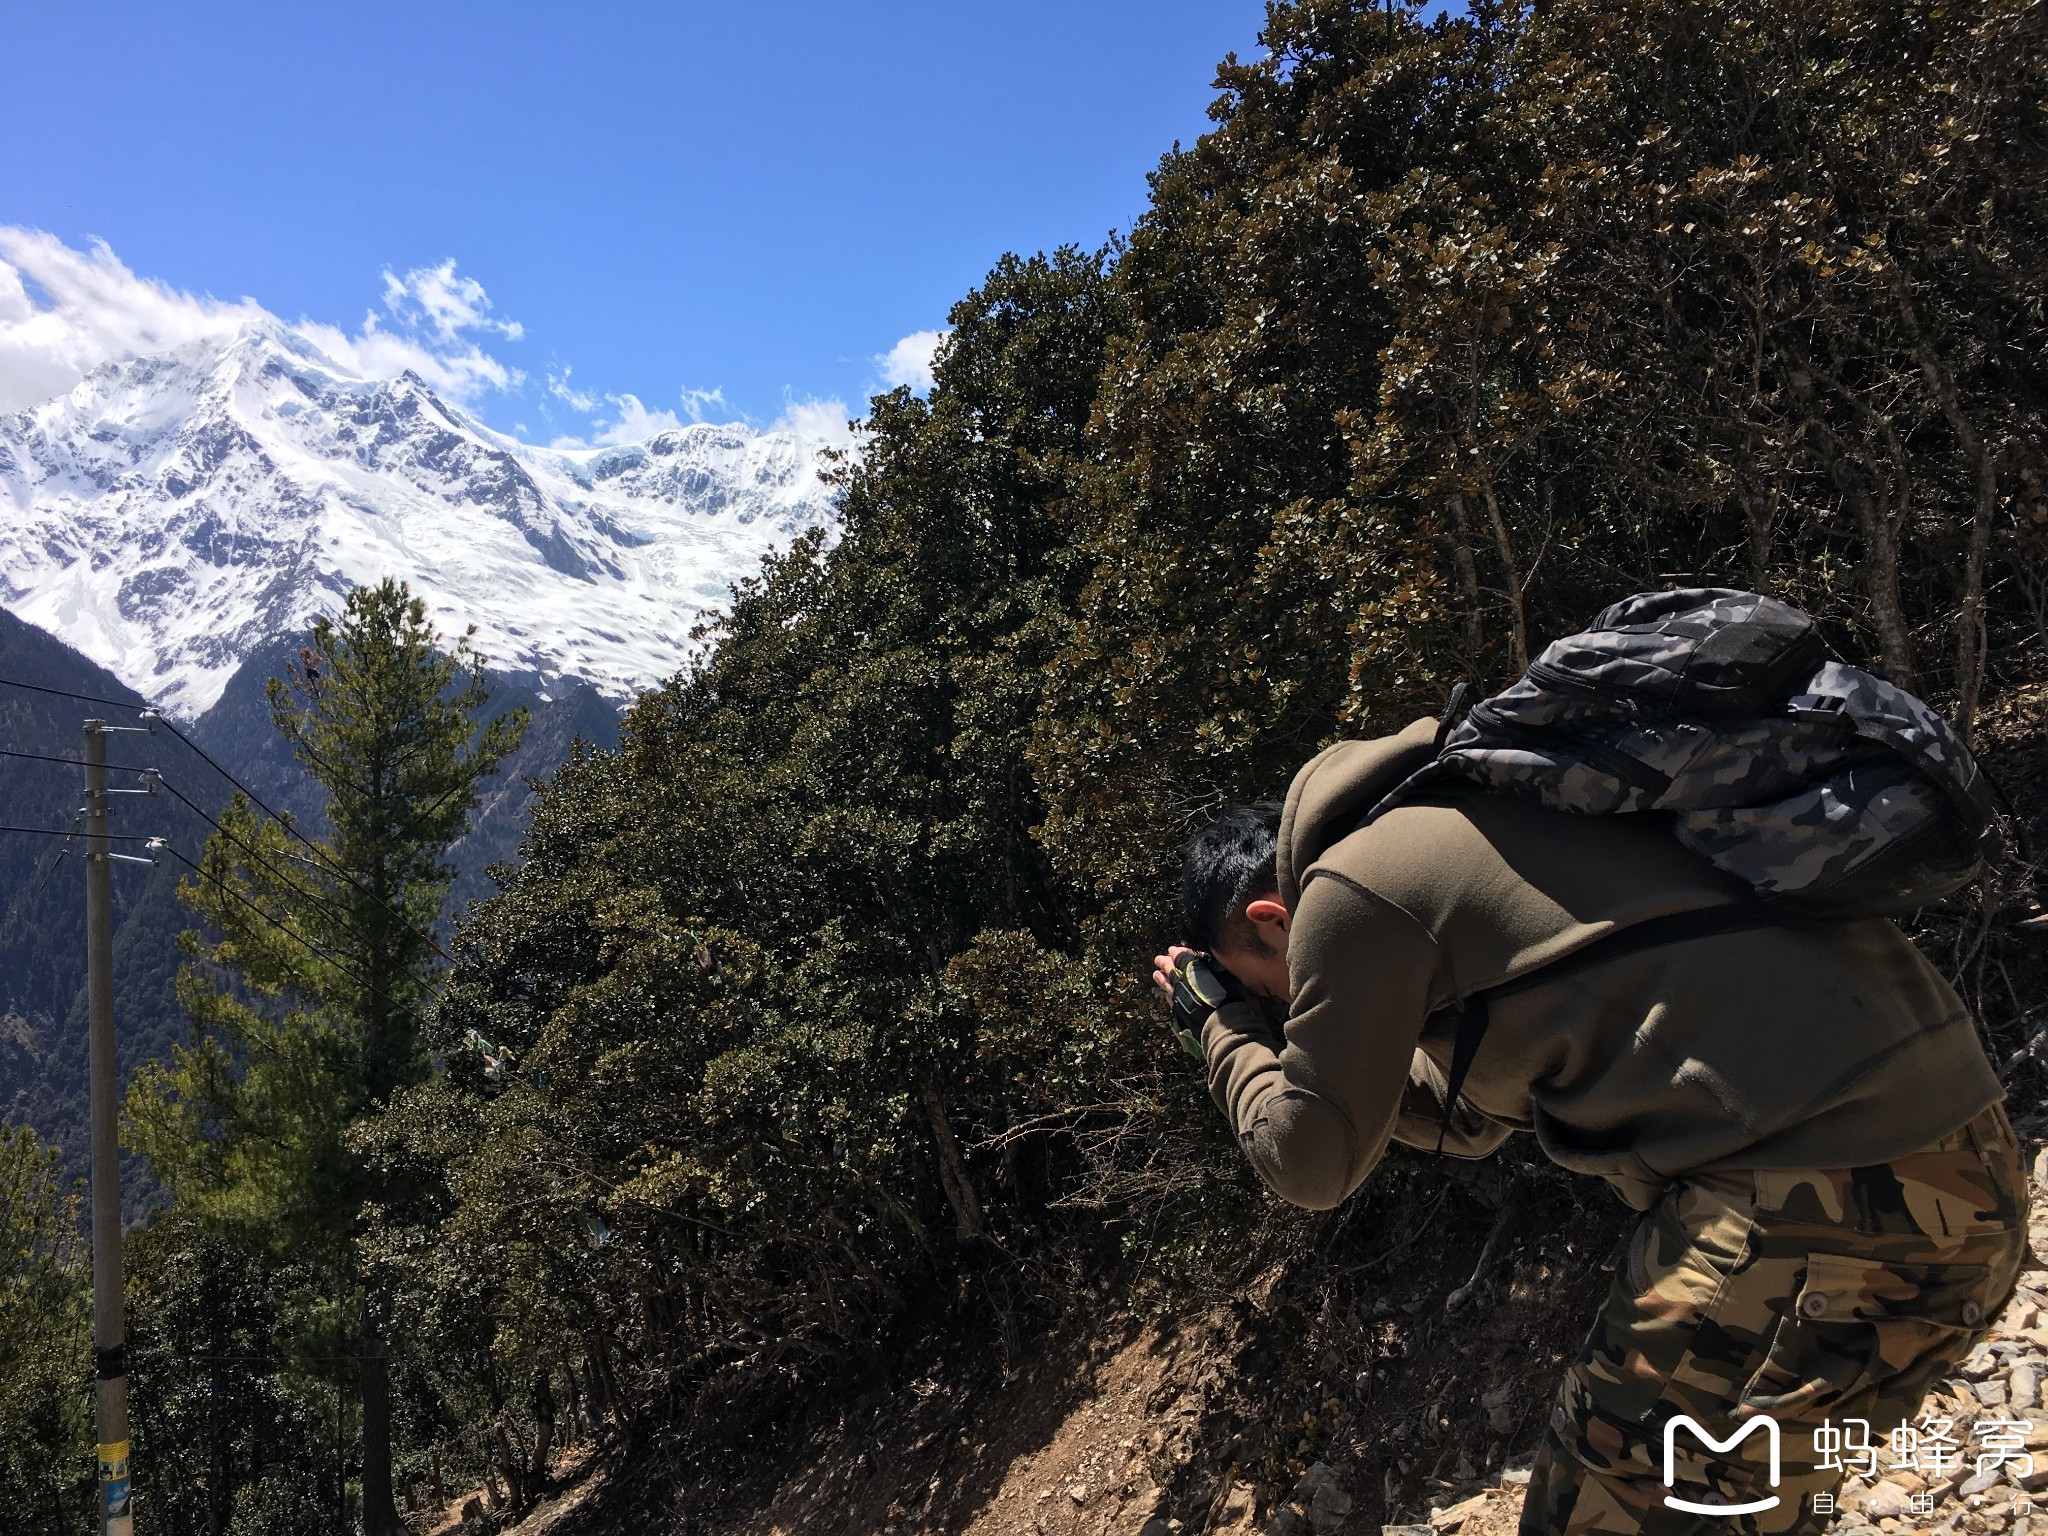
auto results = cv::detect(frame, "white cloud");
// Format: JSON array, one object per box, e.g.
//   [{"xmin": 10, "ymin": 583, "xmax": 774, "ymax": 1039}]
[
  {"xmin": 292, "ymin": 314, "xmax": 520, "ymax": 401},
  {"xmin": 559, "ymin": 392, "xmax": 854, "ymax": 454},
  {"xmin": 548, "ymin": 366, "xmax": 598, "ymax": 412},
  {"xmin": 0, "ymin": 228, "xmax": 523, "ymax": 413},
  {"xmin": 679, "ymin": 386, "xmax": 726, "ymax": 422},
  {"xmin": 547, "ymin": 382, "xmax": 731, "ymax": 448},
  {"xmin": 379, "ymin": 258, "xmax": 523, "ymax": 343},
  {"xmin": 0, "ymin": 229, "xmax": 268, "ymax": 412},
  {"xmin": 0, "ymin": 230, "xmax": 859, "ymax": 458},
  {"xmin": 773, "ymin": 395, "xmax": 857, "ymax": 455},
  {"xmin": 877, "ymin": 328, "xmax": 947, "ymax": 393},
  {"xmin": 592, "ymin": 393, "xmax": 686, "ymax": 445}
]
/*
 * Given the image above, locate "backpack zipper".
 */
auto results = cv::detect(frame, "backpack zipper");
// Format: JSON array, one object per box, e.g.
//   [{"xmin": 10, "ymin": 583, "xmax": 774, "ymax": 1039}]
[
  {"xmin": 1524, "ymin": 658, "xmax": 1680, "ymax": 718},
  {"xmin": 1465, "ymin": 705, "xmax": 1674, "ymax": 795}
]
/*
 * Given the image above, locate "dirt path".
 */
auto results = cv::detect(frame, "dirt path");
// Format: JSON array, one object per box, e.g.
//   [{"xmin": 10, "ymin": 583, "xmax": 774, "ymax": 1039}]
[{"xmin": 459, "ymin": 1138, "xmax": 2048, "ymax": 1536}]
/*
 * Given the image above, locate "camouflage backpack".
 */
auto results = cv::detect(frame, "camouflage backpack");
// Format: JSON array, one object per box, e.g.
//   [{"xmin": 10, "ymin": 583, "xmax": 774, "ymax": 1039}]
[
  {"xmin": 1365, "ymin": 589, "xmax": 2005, "ymax": 1150},
  {"xmin": 1374, "ymin": 587, "xmax": 2002, "ymax": 919}
]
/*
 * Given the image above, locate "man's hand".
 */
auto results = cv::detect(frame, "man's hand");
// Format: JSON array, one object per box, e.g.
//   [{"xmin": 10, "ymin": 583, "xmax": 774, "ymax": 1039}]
[
  {"xmin": 1153, "ymin": 946, "xmax": 1242, "ymax": 1062},
  {"xmin": 1151, "ymin": 944, "xmax": 1200, "ymax": 1000}
]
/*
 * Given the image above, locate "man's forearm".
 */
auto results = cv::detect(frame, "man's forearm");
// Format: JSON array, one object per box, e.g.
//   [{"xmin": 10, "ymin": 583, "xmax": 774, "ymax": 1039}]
[
  {"xmin": 1202, "ymin": 1002, "xmax": 1369, "ymax": 1211},
  {"xmin": 1200, "ymin": 874, "xmax": 1460, "ymax": 1209}
]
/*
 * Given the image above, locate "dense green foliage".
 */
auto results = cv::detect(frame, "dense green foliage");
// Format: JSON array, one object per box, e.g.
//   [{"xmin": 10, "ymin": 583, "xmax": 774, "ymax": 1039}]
[
  {"xmin": 9, "ymin": 1, "xmax": 2043, "ymax": 1526},
  {"xmin": 0, "ymin": 1123, "xmax": 92, "ymax": 1533},
  {"xmin": 124, "ymin": 581, "xmax": 524, "ymax": 1533},
  {"xmin": 358, "ymin": 247, "xmax": 1148, "ymax": 1459},
  {"xmin": 352, "ymin": 0, "xmax": 2048, "ymax": 1497}
]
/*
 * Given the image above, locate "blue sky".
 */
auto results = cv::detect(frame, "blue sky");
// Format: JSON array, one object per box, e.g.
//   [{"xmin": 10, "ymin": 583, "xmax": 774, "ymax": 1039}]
[{"xmin": 0, "ymin": 0, "xmax": 1268, "ymax": 441}]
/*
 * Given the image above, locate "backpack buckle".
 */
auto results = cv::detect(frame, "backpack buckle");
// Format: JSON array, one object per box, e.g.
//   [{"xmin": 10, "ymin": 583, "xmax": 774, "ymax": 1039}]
[{"xmin": 1786, "ymin": 692, "xmax": 1850, "ymax": 724}]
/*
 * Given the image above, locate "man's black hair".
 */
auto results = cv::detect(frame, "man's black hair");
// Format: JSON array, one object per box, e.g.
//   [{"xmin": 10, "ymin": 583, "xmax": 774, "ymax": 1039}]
[{"xmin": 1181, "ymin": 801, "xmax": 1283, "ymax": 953}]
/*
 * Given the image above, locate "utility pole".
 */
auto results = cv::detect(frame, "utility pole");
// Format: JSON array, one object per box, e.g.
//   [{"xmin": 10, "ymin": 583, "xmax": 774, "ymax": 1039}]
[{"xmin": 84, "ymin": 719, "xmax": 133, "ymax": 1536}]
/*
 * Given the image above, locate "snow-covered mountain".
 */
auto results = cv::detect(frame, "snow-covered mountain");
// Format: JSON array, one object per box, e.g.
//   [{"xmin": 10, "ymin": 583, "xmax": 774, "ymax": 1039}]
[{"xmin": 0, "ymin": 322, "xmax": 841, "ymax": 716}]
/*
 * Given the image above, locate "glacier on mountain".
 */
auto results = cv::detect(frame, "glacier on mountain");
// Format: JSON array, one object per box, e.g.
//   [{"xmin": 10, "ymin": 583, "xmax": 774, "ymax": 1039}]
[{"xmin": 0, "ymin": 321, "xmax": 842, "ymax": 716}]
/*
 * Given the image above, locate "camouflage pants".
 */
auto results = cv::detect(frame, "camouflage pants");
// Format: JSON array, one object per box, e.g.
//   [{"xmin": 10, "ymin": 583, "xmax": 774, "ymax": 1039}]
[{"xmin": 1521, "ymin": 1103, "xmax": 2029, "ymax": 1535}]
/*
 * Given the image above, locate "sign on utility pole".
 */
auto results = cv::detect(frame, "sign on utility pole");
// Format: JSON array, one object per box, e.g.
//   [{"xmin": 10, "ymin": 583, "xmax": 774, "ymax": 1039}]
[{"xmin": 83, "ymin": 719, "xmax": 133, "ymax": 1536}]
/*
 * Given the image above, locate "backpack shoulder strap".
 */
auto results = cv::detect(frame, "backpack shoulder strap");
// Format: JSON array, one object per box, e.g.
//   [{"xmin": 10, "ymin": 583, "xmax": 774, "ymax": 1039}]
[{"xmin": 1432, "ymin": 903, "xmax": 1781, "ymax": 1154}]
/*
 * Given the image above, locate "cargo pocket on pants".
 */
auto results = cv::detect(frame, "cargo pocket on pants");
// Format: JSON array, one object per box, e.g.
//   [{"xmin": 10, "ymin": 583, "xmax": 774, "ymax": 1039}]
[{"xmin": 1738, "ymin": 1253, "xmax": 1994, "ymax": 1419}]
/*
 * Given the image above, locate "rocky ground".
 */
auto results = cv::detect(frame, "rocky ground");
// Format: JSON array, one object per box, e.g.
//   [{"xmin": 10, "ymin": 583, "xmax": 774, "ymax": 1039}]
[
  {"xmin": 433, "ymin": 1133, "xmax": 2048, "ymax": 1536},
  {"xmin": 1816, "ymin": 1146, "xmax": 2048, "ymax": 1536},
  {"xmin": 1398, "ymin": 1144, "xmax": 2048, "ymax": 1536},
  {"xmin": 415, "ymin": 1130, "xmax": 2048, "ymax": 1536}
]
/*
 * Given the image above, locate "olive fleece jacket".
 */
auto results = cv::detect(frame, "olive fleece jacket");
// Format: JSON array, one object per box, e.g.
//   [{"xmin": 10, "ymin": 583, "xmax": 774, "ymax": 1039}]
[{"xmin": 1202, "ymin": 719, "xmax": 2005, "ymax": 1212}]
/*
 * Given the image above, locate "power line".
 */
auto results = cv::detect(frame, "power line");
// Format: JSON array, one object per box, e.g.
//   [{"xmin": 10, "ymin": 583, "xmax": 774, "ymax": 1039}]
[
  {"xmin": 0, "ymin": 822, "xmax": 158, "ymax": 841},
  {"xmin": 0, "ymin": 745, "xmax": 89, "ymax": 768},
  {"xmin": 152, "ymin": 773, "xmax": 365, "ymax": 938},
  {"xmin": 148, "ymin": 714, "xmax": 305, "ymax": 855},
  {"xmin": 0, "ymin": 768, "xmax": 400, "ymax": 1006},
  {"xmin": 0, "ymin": 667, "xmax": 326, "ymax": 848},
  {"xmin": 32, "ymin": 810, "xmax": 85, "ymax": 896},
  {"xmin": 0, "ymin": 673, "xmax": 455, "ymax": 962},
  {"xmin": 148, "ymin": 718, "xmax": 454, "ymax": 965},
  {"xmin": 0, "ymin": 675, "xmax": 143, "ymax": 713},
  {"xmin": 158, "ymin": 842, "xmax": 402, "ymax": 1015}
]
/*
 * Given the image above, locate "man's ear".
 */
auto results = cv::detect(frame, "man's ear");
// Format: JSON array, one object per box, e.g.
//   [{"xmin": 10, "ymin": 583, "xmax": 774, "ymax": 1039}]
[{"xmin": 1243, "ymin": 896, "xmax": 1291, "ymax": 937}]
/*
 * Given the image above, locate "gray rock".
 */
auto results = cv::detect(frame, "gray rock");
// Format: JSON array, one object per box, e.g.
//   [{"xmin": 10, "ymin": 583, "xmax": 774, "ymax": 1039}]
[
  {"xmin": 2013, "ymin": 1362, "xmax": 2043, "ymax": 1414},
  {"xmin": 1263, "ymin": 1463, "xmax": 1355, "ymax": 1535},
  {"xmin": 1853, "ymin": 1481, "xmax": 1915, "ymax": 1520},
  {"xmin": 1294, "ymin": 1462, "xmax": 1354, "ymax": 1531},
  {"xmin": 1962, "ymin": 1469, "xmax": 2007, "ymax": 1496}
]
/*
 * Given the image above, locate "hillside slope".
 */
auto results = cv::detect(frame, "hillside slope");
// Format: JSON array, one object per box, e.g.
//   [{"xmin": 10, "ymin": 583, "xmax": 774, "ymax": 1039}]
[
  {"xmin": 452, "ymin": 1139, "xmax": 2048, "ymax": 1536},
  {"xmin": 401, "ymin": 681, "xmax": 2048, "ymax": 1536}
]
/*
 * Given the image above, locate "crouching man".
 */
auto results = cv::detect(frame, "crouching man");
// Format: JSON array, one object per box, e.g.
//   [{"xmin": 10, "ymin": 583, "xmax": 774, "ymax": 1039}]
[{"xmin": 1153, "ymin": 718, "xmax": 2027, "ymax": 1535}]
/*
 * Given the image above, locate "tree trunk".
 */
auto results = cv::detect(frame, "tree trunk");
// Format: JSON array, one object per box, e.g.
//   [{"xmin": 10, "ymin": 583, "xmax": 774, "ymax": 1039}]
[
  {"xmin": 1845, "ymin": 479, "xmax": 1918, "ymax": 691},
  {"xmin": 493, "ymin": 1418, "xmax": 528, "ymax": 1510},
  {"xmin": 560, "ymin": 1359, "xmax": 584, "ymax": 1441},
  {"xmin": 527, "ymin": 1368, "xmax": 557, "ymax": 1493},
  {"xmin": 1737, "ymin": 486, "xmax": 1778, "ymax": 592},
  {"xmin": 359, "ymin": 1304, "xmax": 410, "ymax": 1536},
  {"xmin": 1445, "ymin": 497, "xmax": 1487, "ymax": 672},
  {"xmin": 1812, "ymin": 367, "xmax": 1920, "ymax": 692},
  {"xmin": 1892, "ymin": 272, "xmax": 1999, "ymax": 740},
  {"xmin": 1475, "ymin": 475, "xmax": 1530, "ymax": 672},
  {"xmin": 585, "ymin": 1330, "xmax": 625, "ymax": 1428},
  {"xmin": 1952, "ymin": 456, "xmax": 1998, "ymax": 745},
  {"xmin": 919, "ymin": 1077, "xmax": 986, "ymax": 1243}
]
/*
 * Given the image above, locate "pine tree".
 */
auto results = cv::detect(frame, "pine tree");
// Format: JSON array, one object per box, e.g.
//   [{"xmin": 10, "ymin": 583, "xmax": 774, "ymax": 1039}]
[
  {"xmin": 0, "ymin": 1124, "xmax": 92, "ymax": 1535},
  {"xmin": 129, "ymin": 578, "xmax": 525, "ymax": 1535}
]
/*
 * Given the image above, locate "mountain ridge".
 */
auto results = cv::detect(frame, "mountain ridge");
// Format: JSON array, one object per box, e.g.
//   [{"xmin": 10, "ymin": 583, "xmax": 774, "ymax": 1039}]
[{"xmin": 0, "ymin": 320, "xmax": 841, "ymax": 716}]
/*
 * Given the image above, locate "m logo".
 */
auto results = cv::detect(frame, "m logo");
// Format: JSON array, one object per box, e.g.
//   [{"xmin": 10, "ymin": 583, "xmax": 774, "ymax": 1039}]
[{"xmin": 1662, "ymin": 1414, "xmax": 1782, "ymax": 1516}]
